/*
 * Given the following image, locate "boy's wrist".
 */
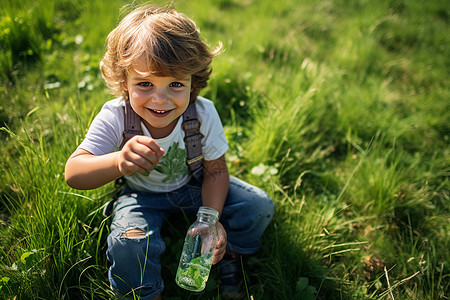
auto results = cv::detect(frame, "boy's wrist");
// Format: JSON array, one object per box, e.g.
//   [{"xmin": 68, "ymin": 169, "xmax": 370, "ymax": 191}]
[{"xmin": 115, "ymin": 151, "xmax": 126, "ymax": 176}]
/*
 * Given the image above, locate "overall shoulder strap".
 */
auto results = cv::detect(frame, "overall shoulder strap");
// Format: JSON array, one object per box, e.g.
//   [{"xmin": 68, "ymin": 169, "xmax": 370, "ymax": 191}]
[
  {"xmin": 120, "ymin": 100, "xmax": 143, "ymax": 149},
  {"xmin": 114, "ymin": 101, "xmax": 142, "ymax": 193},
  {"xmin": 182, "ymin": 102, "xmax": 204, "ymax": 181}
]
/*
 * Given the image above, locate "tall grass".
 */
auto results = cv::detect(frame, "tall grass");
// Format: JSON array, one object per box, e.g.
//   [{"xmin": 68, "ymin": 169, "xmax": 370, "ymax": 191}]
[{"xmin": 1, "ymin": 0, "xmax": 449, "ymax": 299}]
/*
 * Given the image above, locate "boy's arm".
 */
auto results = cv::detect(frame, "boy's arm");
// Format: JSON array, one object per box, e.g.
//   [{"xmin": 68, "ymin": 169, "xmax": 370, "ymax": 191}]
[
  {"xmin": 65, "ymin": 136, "xmax": 164, "ymax": 190},
  {"xmin": 65, "ymin": 149, "xmax": 122, "ymax": 190},
  {"xmin": 202, "ymin": 155, "xmax": 229, "ymax": 264},
  {"xmin": 201, "ymin": 155, "xmax": 229, "ymax": 217}
]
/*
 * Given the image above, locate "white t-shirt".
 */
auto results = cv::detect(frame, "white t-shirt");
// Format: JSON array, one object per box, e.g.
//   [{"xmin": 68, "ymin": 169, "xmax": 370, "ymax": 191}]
[{"xmin": 78, "ymin": 96, "xmax": 229, "ymax": 192}]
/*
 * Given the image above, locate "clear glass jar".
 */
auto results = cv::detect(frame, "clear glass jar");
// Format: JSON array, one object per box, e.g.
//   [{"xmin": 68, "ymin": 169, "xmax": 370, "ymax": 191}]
[{"xmin": 175, "ymin": 206, "xmax": 219, "ymax": 291}]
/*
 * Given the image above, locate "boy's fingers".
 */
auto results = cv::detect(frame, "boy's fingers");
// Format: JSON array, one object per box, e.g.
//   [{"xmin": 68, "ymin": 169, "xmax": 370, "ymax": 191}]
[
  {"xmin": 213, "ymin": 226, "xmax": 229, "ymax": 265},
  {"xmin": 188, "ymin": 228, "xmax": 198, "ymax": 236},
  {"xmin": 213, "ymin": 246, "xmax": 226, "ymax": 265},
  {"xmin": 118, "ymin": 155, "xmax": 148, "ymax": 176},
  {"xmin": 120, "ymin": 138, "xmax": 163, "ymax": 174},
  {"xmin": 136, "ymin": 136, "xmax": 165, "ymax": 159}
]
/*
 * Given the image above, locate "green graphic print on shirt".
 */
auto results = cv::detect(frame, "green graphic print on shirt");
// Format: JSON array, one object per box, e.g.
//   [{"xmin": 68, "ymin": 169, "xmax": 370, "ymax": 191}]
[{"xmin": 154, "ymin": 142, "xmax": 189, "ymax": 182}]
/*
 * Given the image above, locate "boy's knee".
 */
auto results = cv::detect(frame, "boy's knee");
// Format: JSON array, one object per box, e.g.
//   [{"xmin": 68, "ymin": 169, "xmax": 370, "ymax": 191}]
[
  {"xmin": 255, "ymin": 192, "xmax": 275, "ymax": 219},
  {"xmin": 265, "ymin": 194, "xmax": 275, "ymax": 216}
]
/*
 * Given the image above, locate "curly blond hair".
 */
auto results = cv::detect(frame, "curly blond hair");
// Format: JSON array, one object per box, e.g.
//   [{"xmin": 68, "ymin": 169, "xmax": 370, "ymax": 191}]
[{"xmin": 100, "ymin": 4, "xmax": 221, "ymax": 102}]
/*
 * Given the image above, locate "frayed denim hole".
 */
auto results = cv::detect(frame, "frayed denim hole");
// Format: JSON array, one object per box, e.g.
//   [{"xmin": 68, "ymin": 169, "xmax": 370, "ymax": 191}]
[
  {"xmin": 119, "ymin": 223, "xmax": 150, "ymax": 239},
  {"xmin": 121, "ymin": 228, "xmax": 147, "ymax": 239}
]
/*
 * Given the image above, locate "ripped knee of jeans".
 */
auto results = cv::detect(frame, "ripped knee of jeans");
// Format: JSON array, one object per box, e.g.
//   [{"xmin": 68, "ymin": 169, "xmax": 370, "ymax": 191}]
[{"xmin": 121, "ymin": 228, "xmax": 146, "ymax": 239}]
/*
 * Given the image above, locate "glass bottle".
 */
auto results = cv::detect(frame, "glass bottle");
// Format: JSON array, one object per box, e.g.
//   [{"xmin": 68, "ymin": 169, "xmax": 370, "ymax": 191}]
[{"xmin": 175, "ymin": 206, "xmax": 219, "ymax": 291}]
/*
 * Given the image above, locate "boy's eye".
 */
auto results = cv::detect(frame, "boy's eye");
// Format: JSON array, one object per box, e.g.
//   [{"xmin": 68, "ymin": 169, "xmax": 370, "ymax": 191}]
[
  {"xmin": 170, "ymin": 82, "xmax": 184, "ymax": 88},
  {"xmin": 138, "ymin": 82, "xmax": 152, "ymax": 87}
]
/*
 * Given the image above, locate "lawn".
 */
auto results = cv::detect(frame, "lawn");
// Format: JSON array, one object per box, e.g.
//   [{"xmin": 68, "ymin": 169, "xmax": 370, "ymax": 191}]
[{"xmin": 0, "ymin": 0, "xmax": 448, "ymax": 299}]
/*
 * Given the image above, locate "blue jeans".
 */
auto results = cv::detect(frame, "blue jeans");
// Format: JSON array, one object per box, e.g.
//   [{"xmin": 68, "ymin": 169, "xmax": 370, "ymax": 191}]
[{"xmin": 106, "ymin": 176, "xmax": 274, "ymax": 299}]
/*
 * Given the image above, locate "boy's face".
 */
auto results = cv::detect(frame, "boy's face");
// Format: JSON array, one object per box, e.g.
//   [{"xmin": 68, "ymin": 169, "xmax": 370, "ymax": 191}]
[{"xmin": 123, "ymin": 58, "xmax": 191, "ymax": 138}]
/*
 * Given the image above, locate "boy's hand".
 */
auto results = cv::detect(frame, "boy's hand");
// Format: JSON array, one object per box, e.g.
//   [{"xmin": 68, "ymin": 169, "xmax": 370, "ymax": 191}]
[
  {"xmin": 117, "ymin": 135, "xmax": 165, "ymax": 176},
  {"xmin": 213, "ymin": 221, "xmax": 227, "ymax": 265},
  {"xmin": 188, "ymin": 220, "xmax": 227, "ymax": 264}
]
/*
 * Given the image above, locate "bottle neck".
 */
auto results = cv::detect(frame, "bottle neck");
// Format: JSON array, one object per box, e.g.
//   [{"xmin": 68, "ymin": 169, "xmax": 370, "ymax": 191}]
[
  {"xmin": 198, "ymin": 215, "xmax": 218, "ymax": 225},
  {"xmin": 196, "ymin": 206, "xmax": 219, "ymax": 225}
]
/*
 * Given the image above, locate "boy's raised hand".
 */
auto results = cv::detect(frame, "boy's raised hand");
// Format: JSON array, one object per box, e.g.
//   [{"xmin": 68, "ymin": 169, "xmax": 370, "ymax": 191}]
[{"xmin": 118, "ymin": 135, "xmax": 165, "ymax": 176}]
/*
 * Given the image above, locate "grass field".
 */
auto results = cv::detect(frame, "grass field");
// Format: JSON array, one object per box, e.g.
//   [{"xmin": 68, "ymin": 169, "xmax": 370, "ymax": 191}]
[{"xmin": 0, "ymin": 0, "xmax": 449, "ymax": 299}]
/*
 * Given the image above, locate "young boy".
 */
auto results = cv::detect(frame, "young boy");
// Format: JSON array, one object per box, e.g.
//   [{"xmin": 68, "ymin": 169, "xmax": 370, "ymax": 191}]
[{"xmin": 65, "ymin": 4, "xmax": 274, "ymax": 299}]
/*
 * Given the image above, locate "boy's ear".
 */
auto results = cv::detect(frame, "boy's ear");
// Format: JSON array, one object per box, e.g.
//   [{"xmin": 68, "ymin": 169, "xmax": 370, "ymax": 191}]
[{"xmin": 122, "ymin": 81, "xmax": 128, "ymax": 91}]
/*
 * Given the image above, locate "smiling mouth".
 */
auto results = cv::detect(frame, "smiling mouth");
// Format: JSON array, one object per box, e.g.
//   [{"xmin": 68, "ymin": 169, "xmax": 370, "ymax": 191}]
[{"xmin": 149, "ymin": 108, "xmax": 172, "ymax": 114}]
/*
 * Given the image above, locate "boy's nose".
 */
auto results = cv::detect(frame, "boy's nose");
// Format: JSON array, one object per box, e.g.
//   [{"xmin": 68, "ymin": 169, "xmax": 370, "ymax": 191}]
[{"xmin": 151, "ymin": 88, "xmax": 169, "ymax": 103}]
